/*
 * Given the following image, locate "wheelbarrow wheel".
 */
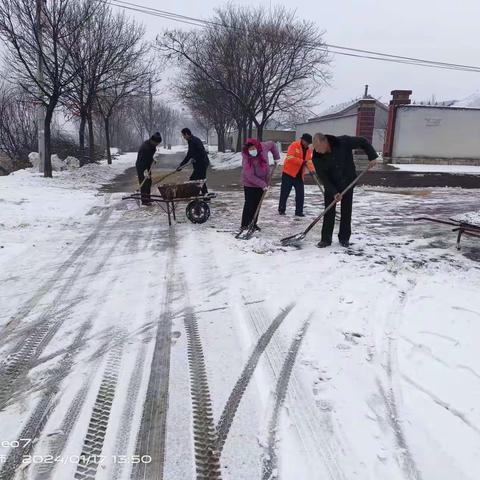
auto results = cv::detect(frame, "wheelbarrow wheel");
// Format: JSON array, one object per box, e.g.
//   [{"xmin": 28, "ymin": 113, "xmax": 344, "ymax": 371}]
[{"xmin": 186, "ymin": 200, "xmax": 210, "ymax": 224}]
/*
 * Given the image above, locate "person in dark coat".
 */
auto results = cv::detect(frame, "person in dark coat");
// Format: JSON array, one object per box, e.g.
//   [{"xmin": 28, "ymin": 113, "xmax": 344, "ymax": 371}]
[
  {"xmin": 312, "ymin": 133, "xmax": 378, "ymax": 248},
  {"xmin": 177, "ymin": 128, "xmax": 210, "ymax": 194},
  {"xmin": 136, "ymin": 132, "xmax": 162, "ymax": 205}
]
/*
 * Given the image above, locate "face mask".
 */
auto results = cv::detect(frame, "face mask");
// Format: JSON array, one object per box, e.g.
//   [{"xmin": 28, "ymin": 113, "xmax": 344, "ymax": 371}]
[{"xmin": 249, "ymin": 149, "xmax": 258, "ymax": 157}]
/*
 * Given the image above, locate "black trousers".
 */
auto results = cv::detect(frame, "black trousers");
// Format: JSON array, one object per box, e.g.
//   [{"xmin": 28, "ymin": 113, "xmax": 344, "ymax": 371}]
[
  {"xmin": 136, "ymin": 163, "xmax": 152, "ymax": 204},
  {"xmin": 241, "ymin": 187, "xmax": 263, "ymax": 228},
  {"xmin": 321, "ymin": 188, "xmax": 354, "ymax": 243},
  {"xmin": 278, "ymin": 172, "xmax": 304, "ymax": 215},
  {"xmin": 190, "ymin": 162, "xmax": 208, "ymax": 195}
]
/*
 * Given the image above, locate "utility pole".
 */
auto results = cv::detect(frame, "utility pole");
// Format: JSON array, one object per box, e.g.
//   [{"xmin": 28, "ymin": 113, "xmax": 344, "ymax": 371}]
[
  {"xmin": 36, "ymin": 0, "xmax": 46, "ymax": 174},
  {"xmin": 148, "ymin": 77, "xmax": 153, "ymax": 135}
]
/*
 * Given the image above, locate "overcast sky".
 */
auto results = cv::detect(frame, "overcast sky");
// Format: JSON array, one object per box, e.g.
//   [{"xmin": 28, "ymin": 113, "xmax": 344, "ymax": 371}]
[{"xmin": 114, "ymin": 0, "xmax": 480, "ymax": 113}]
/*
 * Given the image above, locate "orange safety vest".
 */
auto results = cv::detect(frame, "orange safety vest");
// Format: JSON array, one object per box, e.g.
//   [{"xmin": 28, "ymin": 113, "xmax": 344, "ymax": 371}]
[{"xmin": 283, "ymin": 140, "xmax": 314, "ymax": 179}]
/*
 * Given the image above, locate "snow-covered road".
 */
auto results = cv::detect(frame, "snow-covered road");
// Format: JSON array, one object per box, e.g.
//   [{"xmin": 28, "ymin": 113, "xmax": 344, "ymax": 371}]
[{"xmin": 1, "ymin": 155, "xmax": 479, "ymax": 480}]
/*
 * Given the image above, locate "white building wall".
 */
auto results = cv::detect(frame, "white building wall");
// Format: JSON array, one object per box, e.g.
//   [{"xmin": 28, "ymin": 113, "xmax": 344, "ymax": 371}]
[
  {"xmin": 393, "ymin": 106, "xmax": 480, "ymax": 159},
  {"xmin": 296, "ymin": 114, "xmax": 357, "ymax": 138}
]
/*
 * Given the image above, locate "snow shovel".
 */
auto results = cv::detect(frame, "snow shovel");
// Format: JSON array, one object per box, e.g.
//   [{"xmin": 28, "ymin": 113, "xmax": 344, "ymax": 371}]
[
  {"xmin": 306, "ymin": 164, "xmax": 341, "ymax": 221},
  {"xmin": 280, "ymin": 166, "xmax": 372, "ymax": 247},
  {"xmin": 151, "ymin": 169, "xmax": 178, "ymax": 186},
  {"xmin": 134, "ymin": 167, "xmax": 178, "ymax": 204},
  {"xmin": 236, "ymin": 162, "xmax": 279, "ymax": 240},
  {"xmin": 306, "ymin": 163, "xmax": 324, "ymax": 194}
]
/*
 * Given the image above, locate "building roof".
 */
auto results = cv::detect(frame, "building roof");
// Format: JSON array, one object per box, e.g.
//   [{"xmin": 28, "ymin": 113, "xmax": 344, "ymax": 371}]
[
  {"xmin": 307, "ymin": 95, "xmax": 388, "ymax": 122},
  {"xmin": 410, "ymin": 91, "xmax": 480, "ymax": 109}
]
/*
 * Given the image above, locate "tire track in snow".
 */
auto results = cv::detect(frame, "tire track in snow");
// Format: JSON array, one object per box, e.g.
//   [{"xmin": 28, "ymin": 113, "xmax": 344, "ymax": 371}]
[
  {"xmin": 379, "ymin": 282, "xmax": 423, "ymax": 480},
  {"xmin": 73, "ymin": 341, "xmax": 124, "ymax": 480},
  {"xmin": 31, "ymin": 217, "xmax": 160, "ymax": 480},
  {"xmin": 32, "ymin": 371, "xmax": 97, "ymax": 480},
  {"xmin": 402, "ymin": 374, "xmax": 480, "ymax": 436},
  {"xmin": 262, "ymin": 318, "xmax": 311, "ymax": 480},
  {"xmin": 216, "ymin": 304, "xmax": 295, "ymax": 454},
  {"xmin": 184, "ymin": 305, "xmax": 222, "ymax": 480},
  {"xmin": 111, "ymin": 343, "xmax": 148, "ymax": 480},
  {"xmin": 0, "ymin": 210, "xmax": 157, "ymax": 480},
  {"xmin": 247, "ymin": 303, "xmax": 350, "ymax": 480},
  {"xmin": 0, "ymin": 321, "xmax": 91, "ymax": 480},
  {"xmin": 130, "ymin": 234, "xmax": 175, "ymax": 480},
  {"xmin": 1, "ymin": 207, "xmax": 113, "ymax": 337},
  {"xmin": 0, "ymin": 230, "xmax": 125, "ymax": 411}
]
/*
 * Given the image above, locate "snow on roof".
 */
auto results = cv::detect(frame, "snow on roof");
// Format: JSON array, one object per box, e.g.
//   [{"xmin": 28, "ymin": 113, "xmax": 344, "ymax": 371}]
[
  {"xmin": 451, "ymin": 90, "xmax": 480, "ymax": 108},
  {"xmin": 308, "ymin": 95, "xmax": 387, "ymax": 122},
  {"xmin": 410, "ymin": 91, "xmax": 480, "ymax": 109}
]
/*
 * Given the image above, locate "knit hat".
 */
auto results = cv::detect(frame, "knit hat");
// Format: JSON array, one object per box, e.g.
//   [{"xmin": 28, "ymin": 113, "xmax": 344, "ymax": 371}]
[
  {"xmin": 301, "ymin": 133, "xmax": 313, "ymax": 144},
  {"xmin": 150, "ymin": 132, "xmax": 162, "ymax": 143}
]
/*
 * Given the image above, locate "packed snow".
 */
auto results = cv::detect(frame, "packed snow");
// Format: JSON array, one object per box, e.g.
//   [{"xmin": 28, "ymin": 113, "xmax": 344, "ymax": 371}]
[{"xmin": 1, "ymin": 155, "xmax": 479, "ymax": 480}]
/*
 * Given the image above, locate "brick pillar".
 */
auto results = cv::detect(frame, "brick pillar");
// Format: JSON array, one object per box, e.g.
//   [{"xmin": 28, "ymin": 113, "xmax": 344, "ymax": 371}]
[
  {"xmin": 383, "ymin": 90, "xmax": 412, "ymax": 159},
  {"xmin": 356, "ymin": 99, "xmax": 376, "ymax": 143}
]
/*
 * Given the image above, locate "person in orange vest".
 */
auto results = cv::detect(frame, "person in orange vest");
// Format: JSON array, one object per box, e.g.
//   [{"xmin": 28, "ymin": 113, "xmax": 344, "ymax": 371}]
[{"xmin": 278, "ymin": 133, "xmax": 314, "ymax": 217}]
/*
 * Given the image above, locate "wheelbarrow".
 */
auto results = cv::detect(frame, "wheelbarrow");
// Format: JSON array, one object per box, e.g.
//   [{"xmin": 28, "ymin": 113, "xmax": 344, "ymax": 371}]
[{"xmin": 123, "ymin": 179, "xmax": 216, "ymax": 226}]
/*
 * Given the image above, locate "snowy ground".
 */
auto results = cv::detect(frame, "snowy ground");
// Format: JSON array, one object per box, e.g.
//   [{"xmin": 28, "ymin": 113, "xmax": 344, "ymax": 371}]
[
  {"xmin": 391, "ymin": 164, "xmax": 480, "ymax": 174},
  {"xmin": 209, "ymin": 147, "xmax": 287, "ymax": 170},
  {"xmin": 1, "ymin": 155, "xmax": 480, "ymax": 480}
]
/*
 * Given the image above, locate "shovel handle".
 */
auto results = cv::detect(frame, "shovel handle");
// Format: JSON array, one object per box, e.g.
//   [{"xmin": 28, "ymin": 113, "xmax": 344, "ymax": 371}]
[
  {"xmin": 246, "ymin": 162, "xmax": 278, "ymax": 229},
  {"xmin": 152, "ymin": 170, "xmax": 178, "ymax": 186},
  {"xmin": 304, "ymin": 166, "xmax": 372, "ymax": 236}
]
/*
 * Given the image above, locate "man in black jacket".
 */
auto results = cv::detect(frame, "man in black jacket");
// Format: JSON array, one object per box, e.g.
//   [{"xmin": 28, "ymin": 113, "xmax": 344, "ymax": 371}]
[
  {"xmin": 312, "ymin": 133, "xmax": 378, "ymax": 248},
  {"xmin": 136, "ymin": 132, "xmax": 162, "ymax": 205},
  {"xmin": 177, "ymin": 128, "xmax": 210, "ymax": 194}
]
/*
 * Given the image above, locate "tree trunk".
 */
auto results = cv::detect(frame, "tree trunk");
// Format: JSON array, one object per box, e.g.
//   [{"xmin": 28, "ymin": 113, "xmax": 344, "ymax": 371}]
[
  {"xmin": 87, "ymin": 108, "xmax": 95, "ymax": 163},
  {"xmin": 216, "ymin": 127, "xmax": 225, "ymax": 153},
  {"xmin": 248, "ymin": 119, "xmax": 253, "ymax": 139},
  {"xmin": 79, "ymin": 114, "xmax": 87, "ymax": 150},
  {"xmin": 78, "ymin": 113, "xmax": 87, "ymax": 167},
  {"xmin": 256, "ymin": 121, "xmax": 264, "ymax": 141},
  {"xmin": 43, "ymin": 106, "xmax": 54, "ymax": 178},
  {"xmin": 235, "ymin": 121, "xmax": 242, "ymax": 152},
  {"xmin": 104, "ymin": 116, "xmax": 112, "ymax": 165},
  {"xmin": 242, "ymin": 121, "xmax": 247, "ymax": 146}
]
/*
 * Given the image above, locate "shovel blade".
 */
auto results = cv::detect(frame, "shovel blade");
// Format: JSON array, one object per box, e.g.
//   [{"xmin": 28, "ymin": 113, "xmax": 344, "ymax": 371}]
[{"xmin": 280, "ymin": 233, "xmax": 306, "ymax": 247}]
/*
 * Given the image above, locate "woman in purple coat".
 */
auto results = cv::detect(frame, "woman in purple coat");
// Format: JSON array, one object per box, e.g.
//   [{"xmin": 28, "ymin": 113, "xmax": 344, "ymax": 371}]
[{"xmin": 241, "ymin": 138, "xmax": 280, "ymax": 230}]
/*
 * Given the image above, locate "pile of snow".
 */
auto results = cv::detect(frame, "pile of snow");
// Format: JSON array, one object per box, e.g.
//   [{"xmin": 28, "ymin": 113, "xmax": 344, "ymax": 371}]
[
  {"xmin": 209, "ymin": 149, "xmax": 287, "ymax": 170},
  {"xmin": 28, "ymin": 152, "xmax": 80, "ymax": 171},
  {"xmin": 110, "ymin": 147, "xmax": 122, "ymax": 156},
  {"xmin": 0, "ymin": 153, "xmax": 134, "ymax": 250},
  {"xmin": 28, "ymin": 152, "xmax": 40, "ymax": 168},
  {"xmin": 64, "ymin": 156, "xmax": 80, "ymax": 169},
  {"xmin": 209, "ymin": 151, "xmax": 243, "ymax": 170},
  {"xmin": 391, "ymin": 164, "xmax": 480, "ymax": 174}
]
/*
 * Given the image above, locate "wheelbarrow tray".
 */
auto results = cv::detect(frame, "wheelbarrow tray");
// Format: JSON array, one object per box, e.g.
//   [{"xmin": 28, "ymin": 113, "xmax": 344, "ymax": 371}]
[
  {"xmin": 414, "ymin": 216, "xmax": 480, "ymax": 249},
  {"xmin": 158, "ymin": 180, "xmax": 205, "ymax": 200}
]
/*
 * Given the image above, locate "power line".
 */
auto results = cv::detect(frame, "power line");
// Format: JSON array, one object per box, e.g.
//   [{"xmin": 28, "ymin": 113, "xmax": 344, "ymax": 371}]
[{"xmin": 105, "ymin": 0, "xmax": 480, "ymax": 73}]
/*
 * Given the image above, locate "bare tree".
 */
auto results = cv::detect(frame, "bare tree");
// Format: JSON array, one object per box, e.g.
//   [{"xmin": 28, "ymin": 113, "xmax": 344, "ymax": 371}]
[
  {"xmin": 128, "ymin": 97, "xmax": 181, "ymax": 148},
  {"xmin": 63, "ymin": 3, "xmax": 149, "ymax": 164},
  {"xmin": 159, "ymin": 5, "xmax": 329, "ymax": 142},
  {"xmin": 178, "ymin": 70, "xmax": 233, "ymax": 151},
  {"xmin": 0, "ymin": 83, "xmax": 37, "ymax": 168},
  {"xmin": 0, "ymin": 0, "xmax": 98, "ymax": 177}
]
